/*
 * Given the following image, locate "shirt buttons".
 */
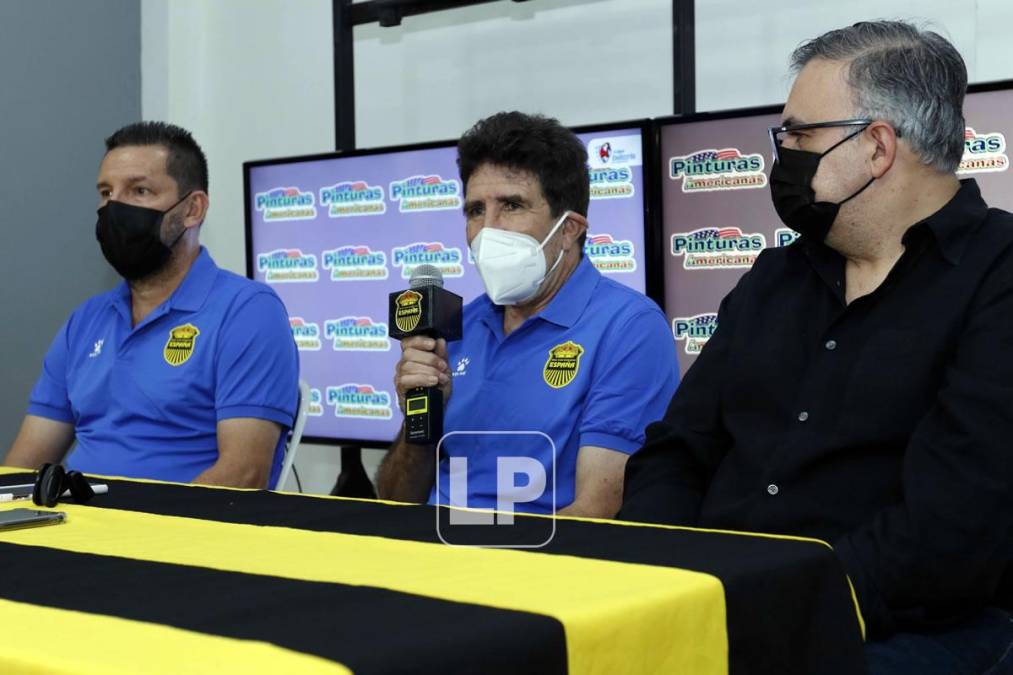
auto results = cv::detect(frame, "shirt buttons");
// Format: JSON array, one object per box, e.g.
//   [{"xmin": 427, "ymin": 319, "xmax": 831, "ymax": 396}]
[
  {"xmin": 798, "ymin": 411, "xmax": 809, "ymax": 422},
  {"xmin": 767, "ymin": 484, "xmax": 779, "ymax": 496},
  {"xmin": 825, "ymin": 339, "xmax": 837, "ymax": 351}
]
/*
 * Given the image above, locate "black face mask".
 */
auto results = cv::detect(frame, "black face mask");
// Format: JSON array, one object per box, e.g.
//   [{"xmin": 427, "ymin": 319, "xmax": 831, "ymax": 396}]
[
  {"xmin": 769, "ymin": 129, "xmax": 875, "ymax": 242},
  {"xmin": 95, "ymin": 193, "xmax": 191, "ymax": 280}
]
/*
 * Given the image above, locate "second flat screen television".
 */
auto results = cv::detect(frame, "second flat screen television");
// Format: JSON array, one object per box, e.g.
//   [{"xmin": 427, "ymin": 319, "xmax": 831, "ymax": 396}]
[{"xmin": 246, "ymin": 123, "xmax": 653, "ymax": 446}]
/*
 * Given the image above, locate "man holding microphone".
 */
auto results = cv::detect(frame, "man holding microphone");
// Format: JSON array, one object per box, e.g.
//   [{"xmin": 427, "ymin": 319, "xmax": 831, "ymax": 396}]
[{"xmin": 377, "ymin": 111, "xmax": 678, "ymax": 518}]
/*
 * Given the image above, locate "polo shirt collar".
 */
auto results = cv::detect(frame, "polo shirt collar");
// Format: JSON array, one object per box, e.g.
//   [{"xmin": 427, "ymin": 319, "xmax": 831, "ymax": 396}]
[
  {"xmin": 538, "ymin": 255, "xmax": 601, "ymax": 328},
  {"xmin": 110, "ymin": 247, "xmax": 218, "ymax": 321},
  {"xmin": 475, "ymin": 255, "xmax": 602, "ymax": 336},
  {"xmin": 169, "ymin": 247, "xmax": 218, "ymax": 312},
  {"xmin": 113, "ymin": 277, "xmax": 131, "ymax": 321}
]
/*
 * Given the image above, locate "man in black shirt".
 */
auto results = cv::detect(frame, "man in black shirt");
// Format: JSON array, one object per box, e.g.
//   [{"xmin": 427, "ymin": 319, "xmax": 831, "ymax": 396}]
[{"xmin": 620, "ymin": 21, "xmax": 1013, "ymax": 674}]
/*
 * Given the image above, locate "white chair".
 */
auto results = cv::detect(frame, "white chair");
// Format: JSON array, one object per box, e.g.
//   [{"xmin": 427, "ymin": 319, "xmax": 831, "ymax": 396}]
[{"xmin": 277, "ymin": 379, "xmax": 311, "ymax": 492}]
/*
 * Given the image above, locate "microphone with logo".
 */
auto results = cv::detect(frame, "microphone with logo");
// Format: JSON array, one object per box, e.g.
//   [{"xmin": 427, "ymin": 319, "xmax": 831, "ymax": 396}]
[{"xmin": 388, "ymin": 264, "xmax": 463, "ymax": 444}]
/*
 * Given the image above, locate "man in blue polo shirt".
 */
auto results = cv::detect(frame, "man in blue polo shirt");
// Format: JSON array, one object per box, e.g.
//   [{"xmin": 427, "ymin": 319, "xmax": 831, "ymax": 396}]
[
  {"xmin": 377, "ymin": 112, "xmax": 679, "ymax": 517},
  {"xmin": 4, "ymin": 122, "xmax": 298, "ymax": 489}
]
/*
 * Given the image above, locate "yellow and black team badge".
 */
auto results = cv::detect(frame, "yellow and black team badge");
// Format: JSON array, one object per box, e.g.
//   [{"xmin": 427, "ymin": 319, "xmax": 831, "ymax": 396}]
[
  {"xmin": 394, "ymin": 290, "xmax": 423, "ymax": 334},
  {"xmin": 164, "ymin": 323, "xmax": 200, "ymax": 367},
  {"xmin": 543, "ymin": 340, "xmax": 585, "ymax": 389}
]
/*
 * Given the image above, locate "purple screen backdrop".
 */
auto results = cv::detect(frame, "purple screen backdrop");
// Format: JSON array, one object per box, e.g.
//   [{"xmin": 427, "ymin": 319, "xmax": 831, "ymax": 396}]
[
  {"xmin": 247, "ymin": 128, "xmax": 648, "ymax": 445},
  {"xmin": 661, "ymin": 87, "xmax": 1013, "ymax": 377}
]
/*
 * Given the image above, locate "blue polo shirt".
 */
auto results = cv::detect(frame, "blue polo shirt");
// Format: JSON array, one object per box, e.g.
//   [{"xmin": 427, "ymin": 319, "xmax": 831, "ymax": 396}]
[
  {"xmin": 28, "ymin": 248, "xmax": 299, "ymax": 487},
  {"xmin": 430, "ymin": 255, "xmax": 679, "ymax": 513}
]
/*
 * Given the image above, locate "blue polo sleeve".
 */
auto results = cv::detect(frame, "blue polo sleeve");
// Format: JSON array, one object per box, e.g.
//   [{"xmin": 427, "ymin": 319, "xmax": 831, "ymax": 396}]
[
  {"xmin": 215, "ymin": 290, "xmax": 298, "ymax": 428},
  {"xmin": 579, "ymin": 308, "xmax": 680, "ymax": 453},
  {"xmin": 27, "ymin": 317, "xmax": 75, "ymax": 423}
]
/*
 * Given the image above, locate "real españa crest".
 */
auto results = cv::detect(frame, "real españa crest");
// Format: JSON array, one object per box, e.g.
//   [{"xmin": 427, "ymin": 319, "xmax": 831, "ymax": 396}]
[
  {"xmin": 164, "ymin": 323, "xmax": 200, "ymax": 366},
  {"xmin": 394, "ymin": 289, "xmax": 423, "ymax": 333},
  {"xmin": 543, "ymin": 340, "xmax": 584, "ymax": 389}
]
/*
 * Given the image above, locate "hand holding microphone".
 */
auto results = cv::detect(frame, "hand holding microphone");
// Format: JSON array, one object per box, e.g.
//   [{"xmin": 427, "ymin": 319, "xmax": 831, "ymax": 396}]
[
  {"xmin": 388, "ymin": 264, "xmax": 462, "ymax": 444},
  {"xmin": 394, "ymin": 336, "xmax": 451, "ymax": 412}
]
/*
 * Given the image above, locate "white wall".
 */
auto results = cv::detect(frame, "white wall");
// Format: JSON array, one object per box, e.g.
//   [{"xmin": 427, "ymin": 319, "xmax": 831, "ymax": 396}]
[
  {"xmin": 142, "ymin": 0, "xmax": 1013, "ymax": 493},
  {"xmin": 694, "ymin": 0, "xmax": 1013, "ymax": 111},
  {"xmin": 355, "ymin": 0, "xmax": 1013, "ymax": 146},
  {"xmin": 353, "ymin": 0, "xmax": 674, "ymax": 147},
  {"xmin": 142, "ymin": 0, "xmax": 336, "ymax": 276}
]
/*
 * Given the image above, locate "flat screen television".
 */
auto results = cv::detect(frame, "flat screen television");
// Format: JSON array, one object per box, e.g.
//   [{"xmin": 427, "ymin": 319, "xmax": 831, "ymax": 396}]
[
  {"xmin": 657, "ymin": 80, "xmax": 1013, "ymax": 376},
  {"xmin": 244, "ymin": 121, "xmax": 659, "ymax": 446}
]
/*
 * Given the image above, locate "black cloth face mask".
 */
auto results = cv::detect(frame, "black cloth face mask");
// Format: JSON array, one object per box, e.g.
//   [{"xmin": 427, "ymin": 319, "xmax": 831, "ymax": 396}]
[
  {"xmin": 95, "ymin": 193, "xmax": 191, "ymax": 280},
  {"xmin": 769, "ymin": 128, "xmax": 875, "ymax": 242}
]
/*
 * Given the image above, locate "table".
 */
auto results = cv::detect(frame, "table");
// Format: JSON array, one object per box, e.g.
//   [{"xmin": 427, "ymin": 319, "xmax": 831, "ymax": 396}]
[{"xmin": 0, "ymin": 468, "xmax": 866, "ymax": 674}]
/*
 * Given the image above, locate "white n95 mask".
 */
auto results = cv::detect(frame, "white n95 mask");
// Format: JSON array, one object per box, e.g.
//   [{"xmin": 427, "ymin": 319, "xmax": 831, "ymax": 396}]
[{"xmin": 470, "ymin": 211, "xmax": 570, "ymax": 306}]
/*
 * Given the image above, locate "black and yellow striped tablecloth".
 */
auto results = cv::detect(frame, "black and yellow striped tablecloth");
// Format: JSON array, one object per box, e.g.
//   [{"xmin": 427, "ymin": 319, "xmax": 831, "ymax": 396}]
[{"xmin": 0, "ymin": 469, "xmax": 866, "ymax": 674}]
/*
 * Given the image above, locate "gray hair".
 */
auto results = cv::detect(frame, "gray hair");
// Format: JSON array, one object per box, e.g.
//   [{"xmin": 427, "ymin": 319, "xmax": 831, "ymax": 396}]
[{"xmin": 791, "ymin": 20, "xmax": 967, "ymax": 173}]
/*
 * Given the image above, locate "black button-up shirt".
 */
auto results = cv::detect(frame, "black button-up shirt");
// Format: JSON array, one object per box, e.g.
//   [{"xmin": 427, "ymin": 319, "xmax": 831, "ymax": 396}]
[{"xmin": 620, "ymin": 180, "xmax": 1013, "ymax": 638}]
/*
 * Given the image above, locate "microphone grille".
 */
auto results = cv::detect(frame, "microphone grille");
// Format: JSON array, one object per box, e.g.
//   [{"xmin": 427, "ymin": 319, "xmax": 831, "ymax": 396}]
[{"xmin": 409, "ymin": 264, "xmax": 444, "ymax": 289}]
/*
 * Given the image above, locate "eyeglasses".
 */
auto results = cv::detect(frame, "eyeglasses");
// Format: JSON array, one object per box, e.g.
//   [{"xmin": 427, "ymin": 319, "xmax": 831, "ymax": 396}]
[{"xmin": 767, "ymin": 119, "xmax": 875, "ymax": 163}]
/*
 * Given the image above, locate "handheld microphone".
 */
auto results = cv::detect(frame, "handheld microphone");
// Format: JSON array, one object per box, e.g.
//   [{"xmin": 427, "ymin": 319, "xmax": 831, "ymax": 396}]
[{"xmin": 389, "ymin": 264, "xmax": 463, "ymax": 444}]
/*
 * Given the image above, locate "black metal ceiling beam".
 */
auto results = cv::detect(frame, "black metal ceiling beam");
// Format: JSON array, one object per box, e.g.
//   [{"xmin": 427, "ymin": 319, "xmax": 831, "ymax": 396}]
[
  {"xmin": 333, "ymin": 0, "xmax": 356, "ymax": 151},
  {"xmin": 350, "ymin": 0, "xmax": 531, "ymax": 28},
  {"xmin": 672, "ymin": 0, "xmax": 695, "ymax": 114}
]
